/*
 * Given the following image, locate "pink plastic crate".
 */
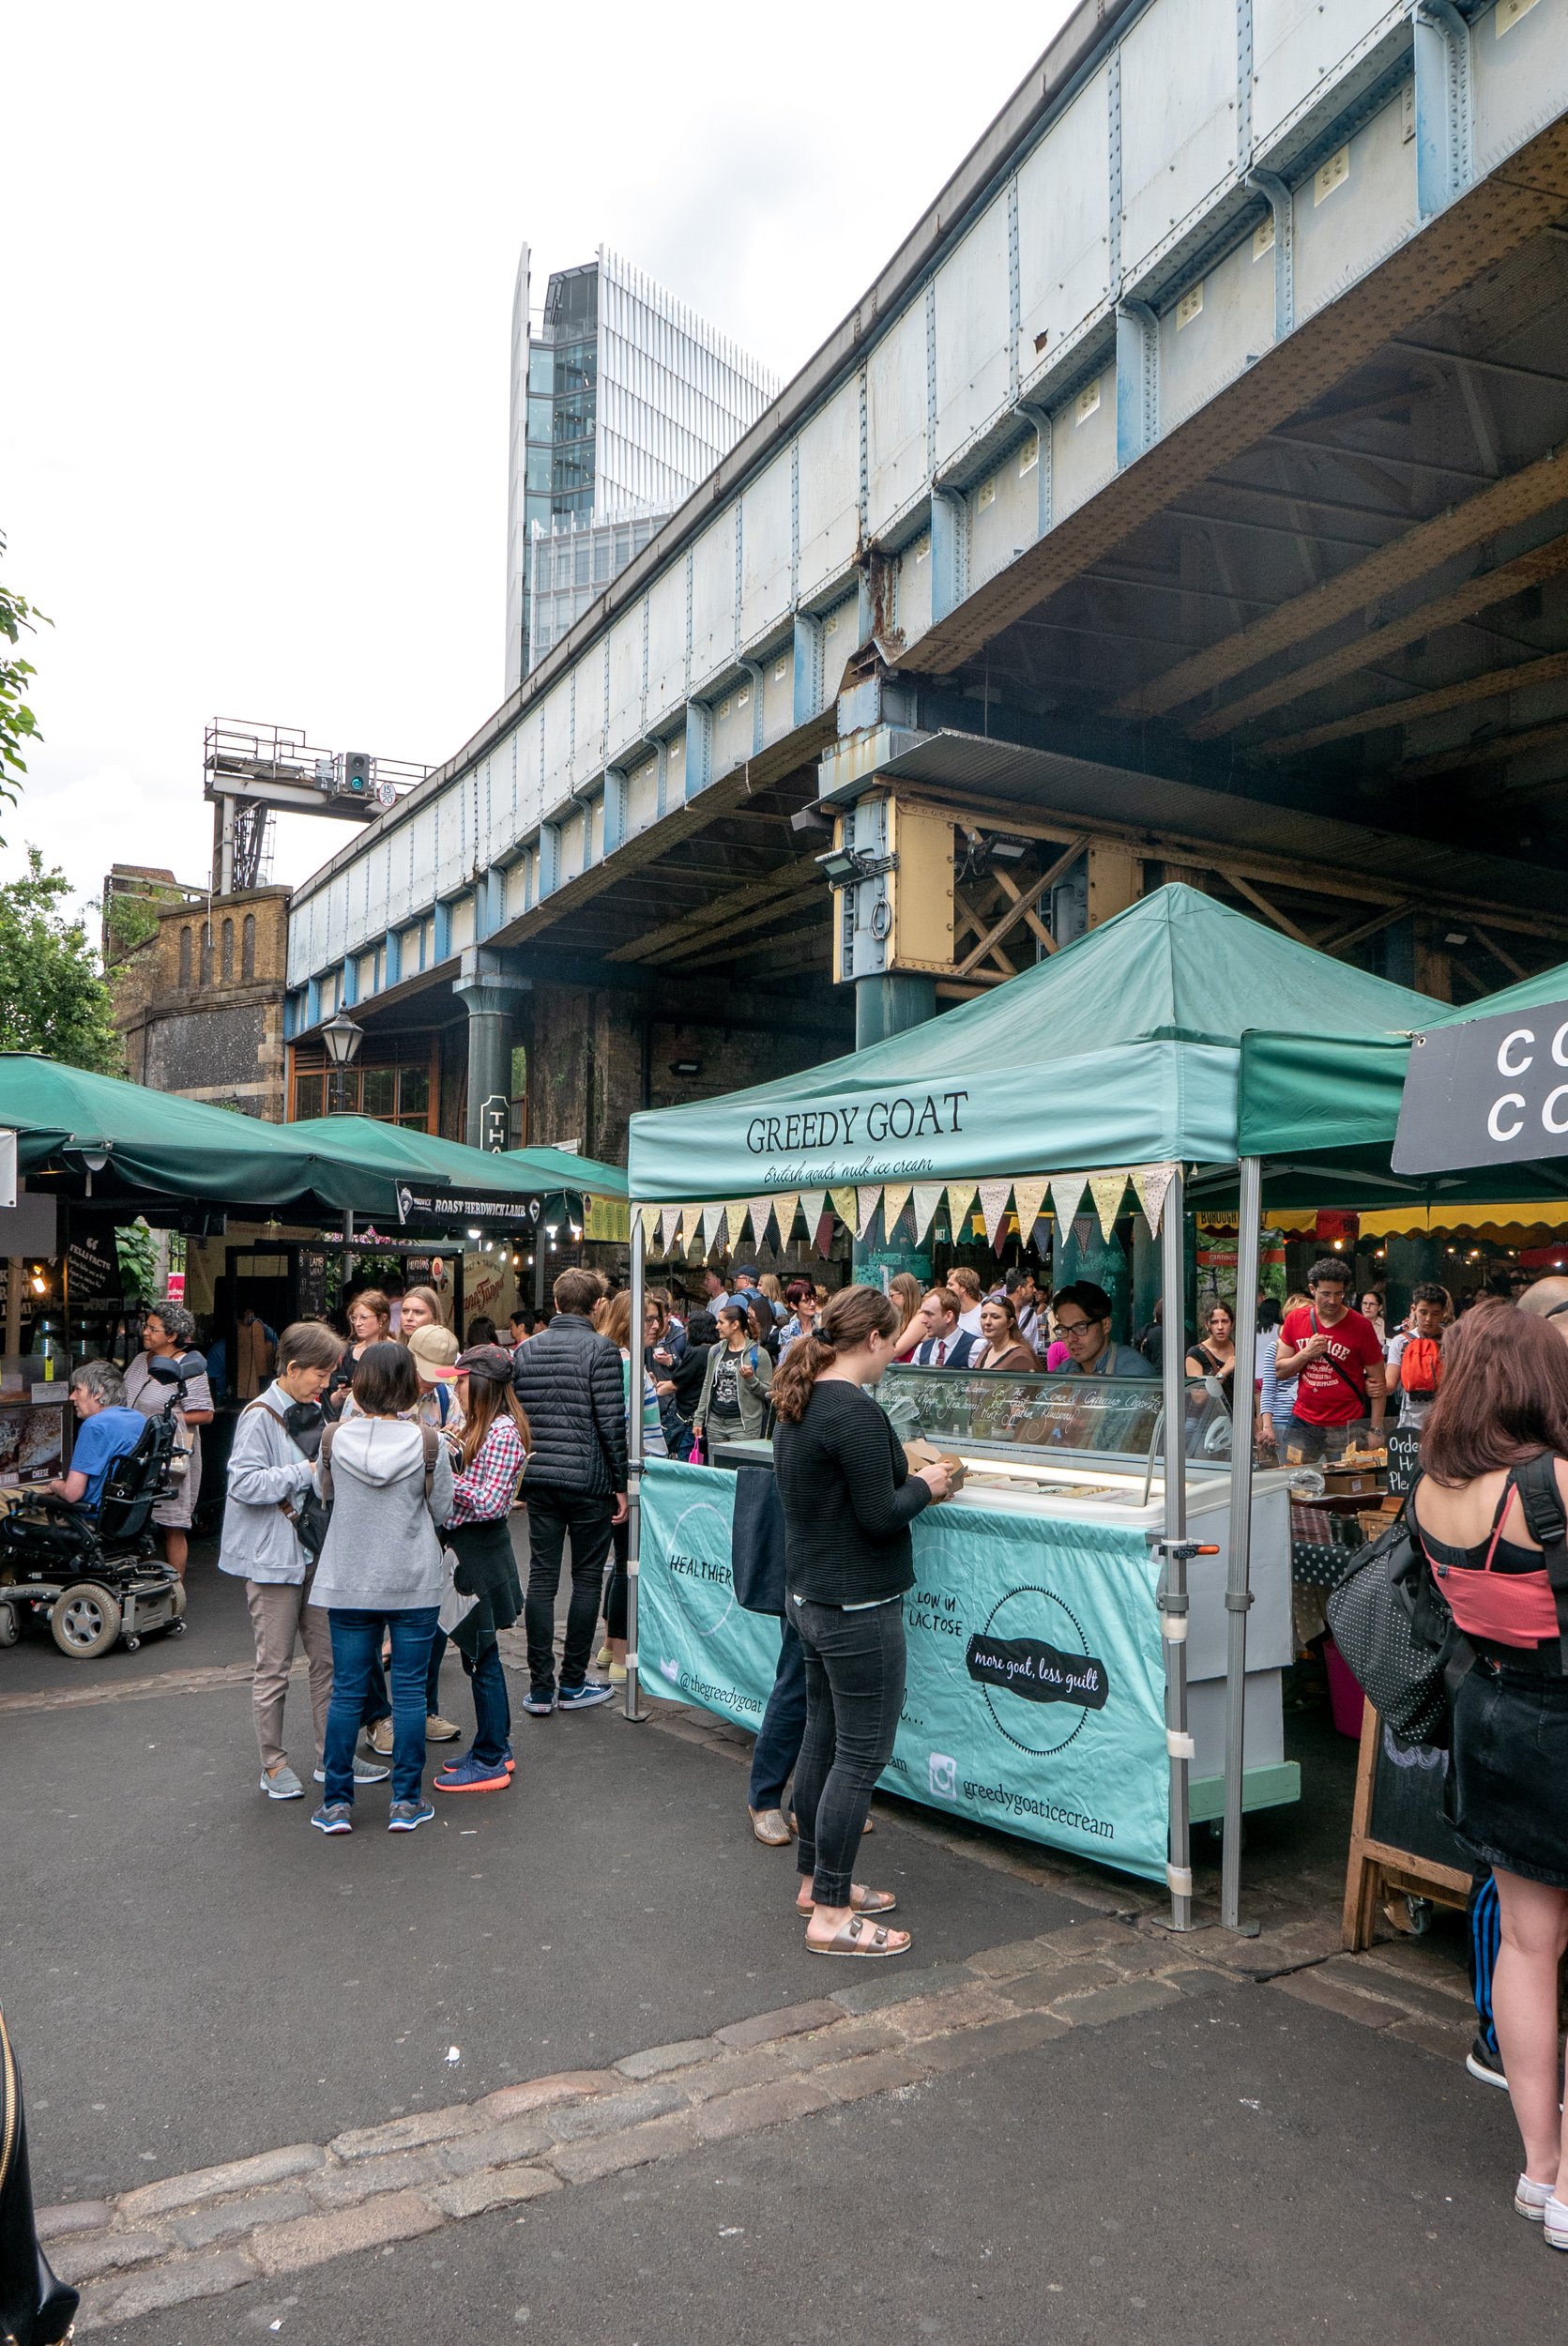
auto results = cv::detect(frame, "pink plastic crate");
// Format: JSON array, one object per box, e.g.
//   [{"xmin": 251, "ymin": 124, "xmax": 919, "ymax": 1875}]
[{"xmin": 1323, "ymin": 1637, "xmax": 1366, "ymax": 1740}]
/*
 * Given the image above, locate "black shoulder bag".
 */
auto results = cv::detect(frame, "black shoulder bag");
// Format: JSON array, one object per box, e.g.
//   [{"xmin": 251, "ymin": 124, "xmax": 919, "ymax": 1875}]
[{"xmin": 1325, "ymin": 1470, "xmax": 1459, "ymax": 1748}]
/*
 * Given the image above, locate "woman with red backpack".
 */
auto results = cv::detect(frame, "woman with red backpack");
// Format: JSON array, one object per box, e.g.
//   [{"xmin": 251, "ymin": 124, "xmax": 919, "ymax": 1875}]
[{"xmin": 1411, "ymin": 1307, "xmax": 1568, "ymax": 2245}]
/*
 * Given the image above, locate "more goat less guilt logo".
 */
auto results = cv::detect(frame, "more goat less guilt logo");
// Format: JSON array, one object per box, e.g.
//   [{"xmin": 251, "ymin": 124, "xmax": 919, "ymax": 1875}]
[
  {"xmin": 964, "ymin": 1586, "xmax": 1110, "ymax": 1758},
  {"xmin": 744, "ymin": 1090, "xmax": 968, "ymax": 1156}
]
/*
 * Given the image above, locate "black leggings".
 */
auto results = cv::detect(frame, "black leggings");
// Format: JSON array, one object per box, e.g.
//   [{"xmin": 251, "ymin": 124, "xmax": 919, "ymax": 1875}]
[
  {"xmin": 787, "ymin": 1592, "xmax": 906, "ymax": 1908},
  {"xmin": 604, "ymin": 1514, "xmax": 629, "ymax": 1640}
]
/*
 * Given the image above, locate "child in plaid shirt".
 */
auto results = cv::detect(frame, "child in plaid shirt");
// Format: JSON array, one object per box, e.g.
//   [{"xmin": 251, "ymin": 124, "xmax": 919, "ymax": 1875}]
[{"xmin": 432, "ymin": 1348, "xmax": 531, "ymax": 1795}]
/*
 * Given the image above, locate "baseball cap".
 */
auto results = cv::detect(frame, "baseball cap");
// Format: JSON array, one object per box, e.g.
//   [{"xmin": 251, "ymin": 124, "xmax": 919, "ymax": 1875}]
[
  {"xmin": 406, "ymin": 1324, "xmax": 461, "ymax": 1382},
  {"xmin": 454, "ymin": 1344, "xmax": 515, "ymax": 1383}
]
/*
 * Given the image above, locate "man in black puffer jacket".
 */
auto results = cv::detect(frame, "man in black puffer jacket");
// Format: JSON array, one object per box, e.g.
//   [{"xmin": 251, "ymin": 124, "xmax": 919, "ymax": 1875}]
[{"xmin": 512, "ymin": 1267, "xmax": 628, "ymax": 1714}]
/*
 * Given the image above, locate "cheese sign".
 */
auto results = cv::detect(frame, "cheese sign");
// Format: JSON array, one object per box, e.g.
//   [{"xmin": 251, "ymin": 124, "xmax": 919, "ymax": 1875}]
[{"xmin": 1393, "ymin": 1001, "xmax": 1568, "ymax": 1175}]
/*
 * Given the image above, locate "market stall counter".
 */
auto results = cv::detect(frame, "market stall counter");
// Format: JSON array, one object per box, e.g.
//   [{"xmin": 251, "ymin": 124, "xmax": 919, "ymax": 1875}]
[{"xmin": 637, "ymin": 1365, "xmax": 1297, "ymax": 1885}]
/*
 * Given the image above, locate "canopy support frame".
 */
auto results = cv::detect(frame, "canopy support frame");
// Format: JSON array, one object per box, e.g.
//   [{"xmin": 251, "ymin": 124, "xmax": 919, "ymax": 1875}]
[
  {"xmin": 623, "ymin": 1208, "xmax": 650, "ymax": 1725},
  {"xmin": 1159, "ymin": 1167, "xmax": 1195, "ymax": 1933},
  {"xmin": 1221, "ymin": 1154, "xmax": 1262, "ymax": 1933}
]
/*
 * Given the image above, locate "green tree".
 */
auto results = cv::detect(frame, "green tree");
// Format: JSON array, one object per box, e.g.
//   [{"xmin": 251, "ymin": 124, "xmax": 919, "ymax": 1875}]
[
  {"xmin": 0, "ymin": 850, "xmax": 123, "ymax": 1073},
  {"xmin": 0, "ymin": 532, "xmax": 50, "ymax": 834}
]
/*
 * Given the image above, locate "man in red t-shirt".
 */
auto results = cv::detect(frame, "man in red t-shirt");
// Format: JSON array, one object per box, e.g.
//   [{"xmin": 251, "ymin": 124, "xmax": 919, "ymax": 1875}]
[{"xmin": 1274, "ymin": 1258, "xmax": 1387, "ymax": 1464}]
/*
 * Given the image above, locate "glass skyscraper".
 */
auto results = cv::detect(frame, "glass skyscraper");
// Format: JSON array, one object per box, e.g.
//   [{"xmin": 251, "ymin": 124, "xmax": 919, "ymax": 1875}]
[{"xmin": 505, "ymin": 245, "xmax": 778, "ymax": 691}]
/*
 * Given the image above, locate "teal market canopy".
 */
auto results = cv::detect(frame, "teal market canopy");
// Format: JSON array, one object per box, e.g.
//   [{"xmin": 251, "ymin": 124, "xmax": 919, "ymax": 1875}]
[
  {"xmin": 1238, "ymin": 954, "xmax": 1568, "ymax": 1209},
  {"xmin": 285, "ymin": 1119, "xmax": 627, "ymax": 1210},
  {"xmin": 626, "ymin": 886, "xmax": 1438, "ymax": 1213},
  {"xmin": 0, "ymin": 1054, "xmax": 405, "ymax": 1217}
]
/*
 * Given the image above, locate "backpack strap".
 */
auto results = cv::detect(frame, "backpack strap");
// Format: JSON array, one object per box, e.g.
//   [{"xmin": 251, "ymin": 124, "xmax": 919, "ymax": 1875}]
[
  {"xmin": 1508, "ymin": 1452, "xmax": 1568, "ymax": 1671},
  {"xmin": 420, "ymin": 1422, "xmax": 440, "ymax": 1506},
  {"xmin": 245, "ymin": 1397, "xmax": 310, "ymax": 1531}
]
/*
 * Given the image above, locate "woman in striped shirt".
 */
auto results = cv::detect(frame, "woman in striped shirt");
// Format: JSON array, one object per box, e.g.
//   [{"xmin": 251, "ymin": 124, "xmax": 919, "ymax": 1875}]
[{"xmin": 432, "ymin": 1347, "xmax": 531, "ymax": 1796}]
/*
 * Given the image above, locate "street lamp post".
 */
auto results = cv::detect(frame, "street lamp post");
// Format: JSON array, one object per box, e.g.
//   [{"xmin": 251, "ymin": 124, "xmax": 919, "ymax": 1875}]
[
  {"xmin": 320, "ymin": 1008, "xmax": 365, "ymax": 1115},
  {"xmin": 319, "ymin": 1008, "xmax": 365, "ymax": 1290}
]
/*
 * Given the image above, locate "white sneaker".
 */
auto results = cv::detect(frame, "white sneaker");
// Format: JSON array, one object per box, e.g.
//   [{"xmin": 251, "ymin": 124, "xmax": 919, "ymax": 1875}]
[
  {"xmin": 1545, "ymin": 2194, "xmax": 1568, "ymax": 2249},
  {"xmin": 1516, "ymin": 2174, "xmax": 1554, "ymax": 2222},
  {"xmin": 313, "ymin": 1759, "xmax": 391, "ymax": 1786},
  {"xmin": 260, "ymin": 1764, "xmax": 304, "ymax": 1801}
]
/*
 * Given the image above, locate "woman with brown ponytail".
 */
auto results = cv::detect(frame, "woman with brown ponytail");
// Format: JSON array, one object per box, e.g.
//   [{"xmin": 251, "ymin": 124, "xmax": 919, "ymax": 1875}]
[{"xmin": 771, "ymin": 1285, "xmax": 951, "ymax": 1958}]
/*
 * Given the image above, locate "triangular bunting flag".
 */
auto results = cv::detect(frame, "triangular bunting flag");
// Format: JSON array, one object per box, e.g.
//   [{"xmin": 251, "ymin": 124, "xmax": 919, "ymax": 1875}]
[
  {"xmin": 977, "ymin": 1179, "xmax": 1012, "ymax": 1246},
  {"xmin": 881, "ymin": 1181, "xmax": 912, "ymax": 1241},
  {"xmin": 910, "ymin": 1182, "xmax": 944, "ymax": 1245},
  {"xmin": 799, "ymin": 1190, "xmax": 827, "ymax": 1237},
  {"xmin": 1088, "ymin": 1170, "xmax": 1129, "ymax": 1241},
  {"xmin": 774, "ymin": 1193, "xmax": 801, "ymax": 1247},
  {"xmin": 659, "ymin": 1206, "xmax": 682, "ymax": 1255},
  {"xmin": 685, "ymin": 1212, "xmax": 708, "ymax": 1257},
  {"xmin": 723, "ymin": 1202, "xmax": 748, "ymax": 1253},
  {"xmin": 1132, "ymin": 1164, "xmax": 1177, "ymax": 1237},
  {"xmin": 1013, "ymin": 1179, "xmax": 1049, "ymax": 1247},
  {"xmin": 747, "ymin": 1196, "xmax": 775, "ymax": 1248},
  {"xmin": 829, "ymin": 1186, "xmax": 857, "ymax": 1232},
  {"xmin": 814, "ymin": 1212, "xmax": 835, "ymax": 1259},
  {"xmin": 700, "ymin": 1202, "xmax": 725, "ymax": 1254},
  {"xmin": 1049, "ymin": 1174, "xmax": 1087, "ymax": 1231},
  {"xmin": 856, "ymin": 1184, "xmax": 883, "ymax": 1242},
  {"xmin": 640, "ymin": 1204, "xmax": 662, "ymax": 1255},
  {"xmin": 946, "ymin": 1182, "xmax": 977, "ymax": 1242}
]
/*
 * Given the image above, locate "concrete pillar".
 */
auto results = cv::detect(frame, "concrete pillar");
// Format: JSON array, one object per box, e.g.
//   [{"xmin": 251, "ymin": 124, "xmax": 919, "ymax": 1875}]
[
  {"xmin": 853, "ymin": 971, "xmax": 936, "ymax": 1282},
  {"xmin": 453, "ymin": 948, "xmax": 528, "ymax": 1151}
]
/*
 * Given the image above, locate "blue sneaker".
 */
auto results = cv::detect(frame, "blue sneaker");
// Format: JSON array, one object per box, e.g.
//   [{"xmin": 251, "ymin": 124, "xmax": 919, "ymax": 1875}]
[
  {"xmin": 502, "ymin": 1740, "xmax": 514, "ymax": 1775},
  {"xmin": 388, "ymin": 1798, "xmax": 435, "ymax": 1833},
  {"xmin": 434, "ymin": 1752, "xmax": 510, "ymax": 1795},
  {"xmin": 311, "ymin": 1802, "xmax": 352, "ymax": 1835},
  {"xmin": 556, "ymin": 1682, "xmax": 614, "ymax": 1711},
  {"xmin": 523, "ymin": 1689, "xmax": 556, "ymax": 1716}
]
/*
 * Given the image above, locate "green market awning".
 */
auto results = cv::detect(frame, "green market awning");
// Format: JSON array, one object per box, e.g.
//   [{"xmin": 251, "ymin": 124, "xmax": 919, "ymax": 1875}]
[
  {"xmin": 284, "ymin": 1118, "xmax": 626, "ymax": 1227},
  {"xmin": 1238, "ymin": 954, "xmax": 1568, "ymax": 1210},
  {"xmin": 0, "ymin": 1054, "xmax": 401, "ymax": 1218},
  {"xmin": 626, "ymin": 886, "xmax": 1437, "ymax": 1209}
]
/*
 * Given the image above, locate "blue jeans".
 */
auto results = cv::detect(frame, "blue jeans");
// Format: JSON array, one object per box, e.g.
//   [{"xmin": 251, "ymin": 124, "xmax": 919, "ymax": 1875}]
[
  {"xmin": 324, "ymin": 1607, "xmax": 438, "ymax": 1805},
  {"xmin": 462, "ymin": 1639, "xmax": 510, "ymax": 1769},
  {"xmin": 748, "ymin": 1618, "xmax": 807, "ymax": 1811},
  {"xmin": 361, "ymin": 1629, "xmax": 447, "ymax": 1728}
]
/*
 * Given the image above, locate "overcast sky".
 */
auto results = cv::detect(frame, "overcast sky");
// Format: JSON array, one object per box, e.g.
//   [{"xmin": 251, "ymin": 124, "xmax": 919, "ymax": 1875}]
[{"xmin": 4, "ymin": 2, "xmax": 1067, "ymax": 922}]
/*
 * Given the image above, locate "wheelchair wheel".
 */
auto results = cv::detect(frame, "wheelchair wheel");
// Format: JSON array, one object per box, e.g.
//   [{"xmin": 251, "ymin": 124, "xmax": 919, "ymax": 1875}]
[
  {"xmin": 0, "ymin": 1600, "xmax": 18, "ymax": 1646},
  {"xmin": 51, "ymin": 1582, "xmax": 122, "ymax": 1659},
  {"xmin": 170, "ymin": 1579, "xmax": 188, "ymax": 1620}
]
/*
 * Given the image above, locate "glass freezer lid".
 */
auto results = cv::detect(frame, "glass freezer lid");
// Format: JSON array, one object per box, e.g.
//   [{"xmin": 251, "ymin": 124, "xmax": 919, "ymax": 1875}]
[{"xmin": 877, "ymin": 1363, "xmax": 1232, "ymax": 1470}]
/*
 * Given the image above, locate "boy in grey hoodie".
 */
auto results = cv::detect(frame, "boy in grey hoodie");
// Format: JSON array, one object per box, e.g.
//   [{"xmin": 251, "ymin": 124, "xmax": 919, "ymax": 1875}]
[{"xmin": 309, "ymin": 1342, "xmax": 454, "ymax": 1834}]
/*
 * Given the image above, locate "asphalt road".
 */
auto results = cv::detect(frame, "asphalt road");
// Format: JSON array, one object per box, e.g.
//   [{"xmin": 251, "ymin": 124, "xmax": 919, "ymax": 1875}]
[
  {"xmin": 4, "ymin": 1575, "xmax": 1085, "ymax": 2201},
  {"xmin": 94, "ymin": 1968, "xmax": 1550, "ymax": 2346}
]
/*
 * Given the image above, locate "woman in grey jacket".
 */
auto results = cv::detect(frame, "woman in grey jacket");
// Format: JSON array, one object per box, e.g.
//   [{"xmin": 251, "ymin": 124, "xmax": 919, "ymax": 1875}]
[
  {"xmin": 219, "ymin": 1320, "xmax": 359, "ymax": 1804},
  {"xmin": 692, "ymin": 1300, "xmax": 773, "ymax": 1451},
  {"xmin": 309, "ymin": 1343, "xmax": 454, "ymax": 1836}
]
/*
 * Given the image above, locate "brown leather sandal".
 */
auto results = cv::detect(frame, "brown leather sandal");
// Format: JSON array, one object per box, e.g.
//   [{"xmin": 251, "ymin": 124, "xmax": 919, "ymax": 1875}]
[
  {"xmin": 805, "ymin": 1914, "xmax": 911, "ymax": 1958},
  {"xmin": 796, "ymin": 1883, "xmax": 896, "ymax": 1916}
]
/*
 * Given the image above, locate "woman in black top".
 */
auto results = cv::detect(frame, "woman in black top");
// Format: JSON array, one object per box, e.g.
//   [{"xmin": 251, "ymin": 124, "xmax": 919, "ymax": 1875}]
[
  {"xmin": 1185, "ymin": 1301, "xmax": 1236, "ymax": 1410},
  {"xmin": 1410, "ymin": 1309, "xmax": 1568, "ymax": 2239},
  {"xmin": 772, "ymin": 1286, "xmax": 951, "ymax": 1958}
]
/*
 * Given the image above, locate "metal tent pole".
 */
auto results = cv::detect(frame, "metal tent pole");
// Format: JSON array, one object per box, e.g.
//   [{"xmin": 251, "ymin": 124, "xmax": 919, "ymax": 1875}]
[
  {"xmin": 1221, "ymin": 1155, "xmax": 1262, "ymax": 1933},
  {"xmin": 1159, "ymin": 1166, "xmax": 1194, "ymax": 1933},
  {"xmin": 623, "ymin": 1209, "xmax": 648, "ymax": 1724}
]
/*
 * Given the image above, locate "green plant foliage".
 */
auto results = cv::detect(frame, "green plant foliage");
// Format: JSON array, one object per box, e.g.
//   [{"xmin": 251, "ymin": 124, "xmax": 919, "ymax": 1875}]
[
  {"xmin": 0, "ymin": 532, "xmax": 50, "ymax": 837},
  {"xmin": 0, "ymin": 849, "xmax": 124, "ymax": 1074},
  {"xmin": 114, "ymin": 1219, "xmax": 159, "ymax": 1302}
]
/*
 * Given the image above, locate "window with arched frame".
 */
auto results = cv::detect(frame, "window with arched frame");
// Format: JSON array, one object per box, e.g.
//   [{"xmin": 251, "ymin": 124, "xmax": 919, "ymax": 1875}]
[
  {"xmin": 177, "ymin": 926, "xmax": 192, "ymax": 989},
  {"xmin": 241, "ymin": 912, "xmax": 256, "ymax": 981},
  {"xmin": 221, "ymin": 918, "xmax": 235, "ymax": 981},
  {"xmin": 199, "ymin": 924, "xmax": 214, "ymax": 986}
]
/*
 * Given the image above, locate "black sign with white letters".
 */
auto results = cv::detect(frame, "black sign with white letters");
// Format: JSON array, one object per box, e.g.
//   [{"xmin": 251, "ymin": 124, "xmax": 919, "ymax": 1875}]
[{"xmin": 1393, "ymin": 1000, "xmax": 1568, "ymax": 1175}]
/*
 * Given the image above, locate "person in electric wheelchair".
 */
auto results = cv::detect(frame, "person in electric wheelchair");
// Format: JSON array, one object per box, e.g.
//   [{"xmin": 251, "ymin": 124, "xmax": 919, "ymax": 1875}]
[{"xmin": 0, "ymin": 1360, "xmax": 188, "ymax": 1659}]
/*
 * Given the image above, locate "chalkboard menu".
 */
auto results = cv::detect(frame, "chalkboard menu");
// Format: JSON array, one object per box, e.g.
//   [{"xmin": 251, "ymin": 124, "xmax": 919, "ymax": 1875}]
[
  {"xmin": 1386, "ymin": 1426, "xmax": 1422, "ymax": 1496},
  {"xmin": 1367, "ymin": 1721, "xmax": 1466, "ymax": 1874}
]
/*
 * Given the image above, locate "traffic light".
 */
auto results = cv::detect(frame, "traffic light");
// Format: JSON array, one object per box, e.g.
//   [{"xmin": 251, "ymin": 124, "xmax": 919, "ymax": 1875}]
[{"xmin": 343, "ymin": 751, "xmax": 372, "ymax": 796}]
